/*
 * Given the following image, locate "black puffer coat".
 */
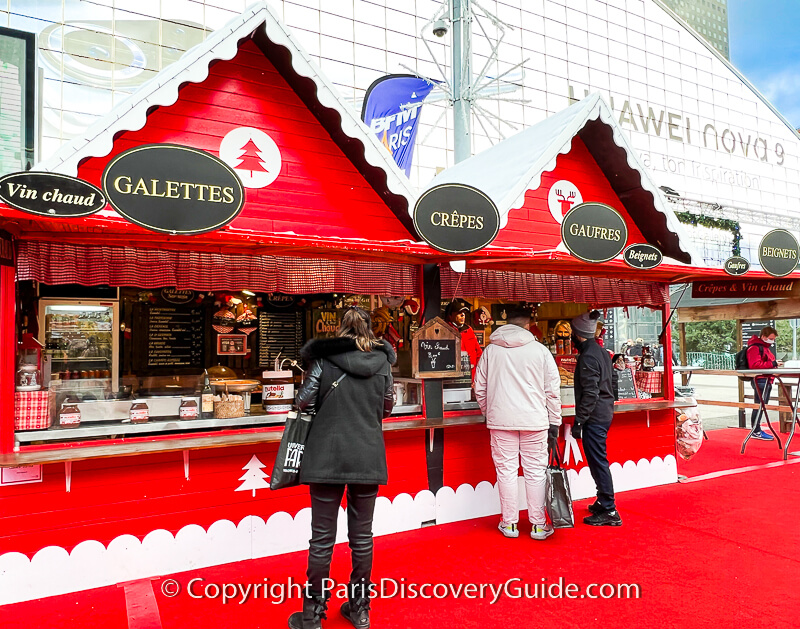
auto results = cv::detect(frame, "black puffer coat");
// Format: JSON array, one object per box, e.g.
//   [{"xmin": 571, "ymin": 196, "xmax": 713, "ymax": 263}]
[
  {"xmin": 573, "ymin": 337, "xmax": 615, "ymax": 426},
  {"xmin": 296, "ymin": 337, "xmax": 395, "ymax": 485}
]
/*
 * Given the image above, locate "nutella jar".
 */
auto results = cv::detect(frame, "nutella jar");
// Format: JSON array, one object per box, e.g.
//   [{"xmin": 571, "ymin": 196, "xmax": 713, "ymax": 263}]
[
  {"xmin": 129, "ymin": 399, "xmax": 150, "ymax": 424},
  {"xmin": 59, "ymin": 401, "xmax": 81, "ymax": 427},
  {"xmin": 179, "ymin": 397, "xmax": 198, "ymax": 420},
  {"xmin": 261, "ymin": 370, "xmax": 295, "ymax": 414}
]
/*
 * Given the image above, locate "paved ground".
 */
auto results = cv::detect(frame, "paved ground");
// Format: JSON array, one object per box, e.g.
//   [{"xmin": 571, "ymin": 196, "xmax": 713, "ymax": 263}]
[{"xmin": 680, "ymin": 373, "xmax": 742, "ymax": 431}]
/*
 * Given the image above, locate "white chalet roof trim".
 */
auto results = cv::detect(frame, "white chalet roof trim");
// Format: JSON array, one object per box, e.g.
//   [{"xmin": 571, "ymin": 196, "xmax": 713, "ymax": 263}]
[
  {"xmin": 35, "ymin": 2, "xmax": 417, "ymax": 213},
  {"xmin": 421, "ymin": 93, "xmax": 703, "ymax": 265}
]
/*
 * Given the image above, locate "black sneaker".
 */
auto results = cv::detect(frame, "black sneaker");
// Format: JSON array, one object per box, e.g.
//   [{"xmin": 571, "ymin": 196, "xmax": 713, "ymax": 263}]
[
  {"xmin": 583, "ymin": 510, "xmax": 622, "ymax": 526},
  {"xmin": 587, "ymin": 501, "xmax": 603, "ymax": 514},
  {"xmin": 341, "ymin": 600, "xmax": 370, "ymax": 629}
]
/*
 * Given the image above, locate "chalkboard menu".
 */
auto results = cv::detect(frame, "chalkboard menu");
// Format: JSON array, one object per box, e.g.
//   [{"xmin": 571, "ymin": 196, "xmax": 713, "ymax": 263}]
[
  {"xmin": 617, "ymin": 367, "xmax": 638, "ymax": 400},
  {"xmin": 146, "ymin": 305, "xmax": 203, "ymax": 368},
  {"xmin": 741, "ymin": 320, "xmax": 775, "ymax": 345},
  {"xmin": 259, "ymin": 311, "xmax": 304, "ymax": 368},
  {"xmin": 412, "ymin": 317, "xmax": 462, "ymax": 378},
  {"xmin": 419, "ymin": 339, "xmax": 458, "ymax": 374}
]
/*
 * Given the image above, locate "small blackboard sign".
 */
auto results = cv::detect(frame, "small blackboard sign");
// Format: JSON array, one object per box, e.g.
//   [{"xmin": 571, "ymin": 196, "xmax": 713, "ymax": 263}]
[
  {"xmin": 418, "ymin": 339, "xmax": 457, "ymax": 373},
  {"xmin": 617, "ymin": 367, "xmax": 638, "ymax": 400},
  {"xmin": 412, "ymin": 316, "xmax": 462, "ymax": 378},
  {"xmin": 134, "ymin": 304, "xmax": 204, "ymax": 371},
  {"xmin": 741, "ymin": 320, "xmax": 774, "ymax": 345}
]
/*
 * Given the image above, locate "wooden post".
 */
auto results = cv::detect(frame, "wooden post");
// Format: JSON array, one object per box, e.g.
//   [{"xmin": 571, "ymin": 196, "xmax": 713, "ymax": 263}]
[
  {"xmin": 0, "ymin": 265, "xmax": 16, "ymax": 454},
  {"xmin": 678, "ymin": 322, "xmax": 687, "ymax": 385}
]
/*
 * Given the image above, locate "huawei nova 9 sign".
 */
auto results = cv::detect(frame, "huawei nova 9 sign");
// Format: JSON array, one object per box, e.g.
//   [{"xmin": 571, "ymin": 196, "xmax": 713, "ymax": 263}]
[
  {"xmin": 102, "ymin": 144, "xmax": 244, "ymax": 234},
  {"xmin": 561, "ymin": 202, "xmax": 628, "ymax": 263},
  {"xmin": 0, "ymin": 172, "xmax": 106, "ymax": 217}
]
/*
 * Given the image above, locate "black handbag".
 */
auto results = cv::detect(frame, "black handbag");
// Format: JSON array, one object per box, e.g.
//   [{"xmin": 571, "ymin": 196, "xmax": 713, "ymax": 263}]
[
  {"xmin": 545, "ymin": 440, "xmax": 575, "ymax": 528},
  {"xmin": 269, "ymin": 371, "xmax": 346, "ymax": 490}
]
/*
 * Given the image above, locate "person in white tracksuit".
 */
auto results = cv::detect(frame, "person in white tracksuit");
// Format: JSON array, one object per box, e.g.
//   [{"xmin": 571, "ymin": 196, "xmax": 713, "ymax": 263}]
[{"xmin": 474, "ymin": 306, "xmax": 562, "ymax": 540}]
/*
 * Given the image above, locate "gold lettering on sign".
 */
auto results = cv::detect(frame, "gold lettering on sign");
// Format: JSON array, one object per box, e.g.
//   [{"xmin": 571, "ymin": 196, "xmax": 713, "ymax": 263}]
[
  {"xmin": 430, "ymin": 211, "xmax": 485, "ymax": 230},
  {"xmin": 762, "ymin": 246, "xmax": 798, "ymax": 260},
  {"xmin": 112, "ymin": 176, "xmax": 235, "ymax": 204},
  {"xmin": 568, "ymin": 223, "xmax": 623, "ymax": 241}
]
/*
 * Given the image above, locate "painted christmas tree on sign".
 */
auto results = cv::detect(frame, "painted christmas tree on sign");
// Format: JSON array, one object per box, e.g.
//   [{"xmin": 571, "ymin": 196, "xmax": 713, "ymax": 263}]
[
  {"xmin": 235, "ymin": 139, "xmax": 269, "ymax": 177},
  {"xmin": 236, "ymin": 454, "xmax": 270, "ymax": 496}
]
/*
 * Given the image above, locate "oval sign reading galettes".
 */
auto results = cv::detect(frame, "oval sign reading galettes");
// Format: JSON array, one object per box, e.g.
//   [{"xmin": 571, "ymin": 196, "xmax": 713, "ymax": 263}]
[
  {"xmin": 723, "ymin": 256, "xmax": 750, "ymax": 276},
  {"xmin": 623, "ymin": 243, "xmax": 663, "ymax": 269},
  {"xmin": 561, "ymin": 202, "xmax": 628, "ymax": 263},
  {"xmin": 413, "ymin": 183, "xmax": 500, "ymax": 254},
  {"xmin": 0, "ymin": 171, "xmax": 106, "ymax": 217},
  {"xmin": 758, "ymin": 229, "xmax": 799, "ymax": 277},
  {"xmin": 102, "ymin": 144, "xmax": 244, "ymax": 234}
]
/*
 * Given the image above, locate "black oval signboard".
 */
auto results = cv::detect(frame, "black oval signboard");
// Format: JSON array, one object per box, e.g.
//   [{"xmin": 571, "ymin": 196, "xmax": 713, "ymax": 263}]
[
  {"xmin": 561, "ymin": 202, "xmax": 628, "ymax": 263},
  {"xmin": 0, "ymin": 171, "xmax": 106, "ymax": 217},
  {"xmin": 723, "ymin": 255, "xmax": 750, "ymax": 276},
  {"xmin": 758, "ymin": 229, "xmax": 798, "ymax": 277},
  {"xmin": 161, "ymin": 288, "xmax": 195, "ymax": 304},
  {"xmin": 623, "ymin": 243, "xmax": 663, "ymax": 269},
  {"xmin": 413, "ymin": 183, "xmax": 500, "ymax": 254},
  {"xmin": 102, "ymin": 144, "xmax": 244, "ymax": 234}
]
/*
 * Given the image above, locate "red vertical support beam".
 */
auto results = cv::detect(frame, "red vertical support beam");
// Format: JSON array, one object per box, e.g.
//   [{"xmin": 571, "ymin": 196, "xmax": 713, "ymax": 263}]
[
  {"xmin": 661, "ymin": 295, "xmax": 674, "ymax": 402},
  {"xmin": 0, "ymin": 265, "xmax": 15, "ymax": 454}
]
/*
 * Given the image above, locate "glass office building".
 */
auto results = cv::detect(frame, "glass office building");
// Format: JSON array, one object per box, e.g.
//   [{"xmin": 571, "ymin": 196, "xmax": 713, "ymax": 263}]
[{"xmin": 661, "ymin": 0, "xmax": 730, "ymax": 58}]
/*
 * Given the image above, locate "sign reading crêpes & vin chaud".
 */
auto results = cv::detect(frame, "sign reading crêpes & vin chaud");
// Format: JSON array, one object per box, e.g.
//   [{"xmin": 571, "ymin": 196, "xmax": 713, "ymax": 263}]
[
  {"xmin": 692, "ymin": 279, "xmax": 800, "ymax": 299},
  {"xmin": 0, "ymin": 172, "xmax": 106, "ymax": 217},
  {"xmin": 102, "ymin": 144, "xmax": 245, "ymax": 234},
  {"xmin": 758, "ymin": 229, "xmax": 799, "ymax": 277},
  {"xmin": 561, "ymin": 202, "xmax": 628, "ymax": 263},
  {"xmin": 413, "ymin": 183, "xmax": 500, "ymax": 254}
]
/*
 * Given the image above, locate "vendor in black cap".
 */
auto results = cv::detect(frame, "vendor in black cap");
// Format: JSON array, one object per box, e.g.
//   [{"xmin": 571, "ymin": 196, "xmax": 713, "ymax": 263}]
[{"xmin": 445, "ymin": 299, "xmax": 483, "ymax": 382}]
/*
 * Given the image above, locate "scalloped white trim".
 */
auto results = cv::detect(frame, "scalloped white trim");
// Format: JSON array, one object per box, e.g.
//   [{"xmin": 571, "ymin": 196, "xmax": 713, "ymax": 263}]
[
  {"xmin": 35, "ymin": 3, "xmax": 416, "ymax": 213},
  {"xmin": 0, "ymin": 455, "xmax": 676, "ymax": 605}
]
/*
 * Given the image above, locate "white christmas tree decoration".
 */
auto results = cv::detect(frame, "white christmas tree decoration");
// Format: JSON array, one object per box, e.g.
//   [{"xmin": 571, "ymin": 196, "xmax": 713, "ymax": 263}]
[{"xmin": 236, "ymin": 455, "xmax": 270, "ymax": 497}]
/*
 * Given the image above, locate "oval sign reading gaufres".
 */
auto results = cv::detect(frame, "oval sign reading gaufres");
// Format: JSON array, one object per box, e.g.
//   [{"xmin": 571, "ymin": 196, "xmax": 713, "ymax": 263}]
[
  {"xmin": 561, "ymin": 202, "xmax": 628, "ymax": 263},
  {"xmin": 723, "ymin": 256, "xmax": 750, "ymax": 276},
  {"xmin": 413, "ymin": 183, "xmax": 500, "ymax": 254},
  {"xmin": 758, "ymin": 229, "xmax": 799, "ymax": 277},
  {"xmin": 0, "ymin": 172, "xmax": 106, "ymax": 217},
  {"xmin": 623, "ymin": 243, "xmax": 663, "ymax": 269},
  {"xmin": 102, "ymin": 144, "xmax": 244, "ymax": 234}
]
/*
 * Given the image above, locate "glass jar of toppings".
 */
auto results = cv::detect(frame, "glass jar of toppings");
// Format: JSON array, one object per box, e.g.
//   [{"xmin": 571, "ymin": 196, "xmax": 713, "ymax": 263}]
[
  {"xmin": 179, "ymin": 397, "xmax": 198, "ymax": 420},
  {"xmin": 129, "ymin": 399, "xmax": 150, "ymax": 424},
  {"xmin": 59, "ymin": 401, "xmax": 81, "ymax": 427}
]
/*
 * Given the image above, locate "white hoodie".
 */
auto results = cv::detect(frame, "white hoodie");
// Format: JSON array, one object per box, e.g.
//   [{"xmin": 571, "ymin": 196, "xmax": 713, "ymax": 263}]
[{"xmin": 474, "ymin": 324, "xmax": 562, "ymax": 431}]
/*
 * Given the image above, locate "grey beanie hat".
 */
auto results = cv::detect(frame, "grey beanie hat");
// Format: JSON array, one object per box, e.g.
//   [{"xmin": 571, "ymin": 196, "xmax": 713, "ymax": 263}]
[{"xmin": 571, "ymin": 310, "xmax": 602, "ymax": 338}]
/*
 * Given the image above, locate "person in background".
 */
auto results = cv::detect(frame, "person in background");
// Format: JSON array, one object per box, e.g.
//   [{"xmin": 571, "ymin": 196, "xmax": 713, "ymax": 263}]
[
  {"xmin": 747, "ymin": 325, "xmax": 782, "ymax": 441},
  {"xmin": 611, "ymin": 353, "xmax": 626, "ymax": 401},
  {"xmin": 445, "ymin": 299, "xmax": 483, "ymax": 381},
  {"xmin": 288, "ymin": 307, "xmax": 395, "ymax": 629},
  {"xmin": 571, "ymin": 311, "xmax": 621, "ymax": 526},
  {"xmin": 474, "ymin": 305, "xmax": 562, "ymax": 540}
]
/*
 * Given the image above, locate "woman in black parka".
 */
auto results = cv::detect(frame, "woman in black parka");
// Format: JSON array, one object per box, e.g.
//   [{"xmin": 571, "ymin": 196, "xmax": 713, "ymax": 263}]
[{"xmin": 288, "ymin": 307, "xmax": 395, "ymax": 629}]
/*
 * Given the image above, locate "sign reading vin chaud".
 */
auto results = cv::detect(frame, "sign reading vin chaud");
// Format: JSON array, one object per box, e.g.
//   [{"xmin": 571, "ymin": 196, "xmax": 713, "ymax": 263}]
[
  {"xmin": 561, "ymin": 202, "xmax": 628, "ymax": 263},
  {"xmin": 102, "ymin": 144, "xmax": 244, "ymax": 234},
  {"xmin": 0, "ymin": 172, "xmax": 106, "ymax": 217},
  {"xmin": 758, "ymin": 229, "xmax": 799, "ymax": 277},
  {"xmin": 413, "ymin": 183, "xmax": 500, "ymax": 254}
]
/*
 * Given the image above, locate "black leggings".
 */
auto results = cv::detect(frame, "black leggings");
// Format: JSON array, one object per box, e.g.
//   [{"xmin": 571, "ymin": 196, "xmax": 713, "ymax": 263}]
[{"xmin": 307, "ymin": 483, "xmax": 379, "ymax": 599}]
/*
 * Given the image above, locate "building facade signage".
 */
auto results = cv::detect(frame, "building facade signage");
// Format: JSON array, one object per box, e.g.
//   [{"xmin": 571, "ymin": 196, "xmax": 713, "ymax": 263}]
[
  {"xmin": 758, "ymin": 229, "xmax": 799, "ymax": 278},
  {"xmin": 102, "ymin": 144, "xmax": 245, "ymax": 234},
  {"xmin": 561, "ymin": 202, "xmax": 628, "ymax": 263},
  {"xmin": 0, "ymin": 171, "xmax": 106, "ymax": 217},
  {"xmin": 692, "ymin": 279, "xmax": 800, "ymax": 299},
  {"xmin": 413, "ymin": 183, "xmax": 500, "ymax": 254},
  {"xmin": 623, "ymin": 243, "xmax": 663, "ymax": 269},
  {"xmin": 723, "ymin": 256, "xmax": 750, "ymax": 276}
]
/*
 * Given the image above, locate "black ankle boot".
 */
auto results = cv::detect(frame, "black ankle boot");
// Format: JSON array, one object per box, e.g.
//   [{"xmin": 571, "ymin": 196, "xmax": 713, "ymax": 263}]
[
  {"xmin": 340, "ymin": 596, "xmax": 370, "ymax": 629},
  {"xmin": 288, "ymin": 594, "xmax": 328, "ymax": 629}
]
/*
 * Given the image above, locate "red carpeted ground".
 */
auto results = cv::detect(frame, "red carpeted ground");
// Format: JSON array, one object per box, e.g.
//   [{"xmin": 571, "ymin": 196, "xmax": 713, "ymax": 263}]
[
  {"xmin": 678, "ymin": 427, "xmax": 799, "ymax": 478},
  {"xmin": 3, "ymin": 461, "xmax": 799, "ymax": 629}
]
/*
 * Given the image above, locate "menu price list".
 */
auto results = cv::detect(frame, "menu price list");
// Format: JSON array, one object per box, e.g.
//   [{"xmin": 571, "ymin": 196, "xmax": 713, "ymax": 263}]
[
  {"xmin": 259, "ymin": 311, "xmax": 304, "ymax": 367},
  {"xmin": 147, "ymin": 306, "xmax": 204, "ymax": 367}
]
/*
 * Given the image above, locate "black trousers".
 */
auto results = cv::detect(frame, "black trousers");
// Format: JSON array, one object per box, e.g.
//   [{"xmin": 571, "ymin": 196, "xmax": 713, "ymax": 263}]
[
  {"xmin": 307, "ymin": 483, "xmax": 379, "ymax": 600},
  {"xmin": 750, "ymin": 379, "xmax": 773, "ymax": 432},
  {"xmin": 581, "ymin": 420, "xmax": 616, "ymax": 512}
]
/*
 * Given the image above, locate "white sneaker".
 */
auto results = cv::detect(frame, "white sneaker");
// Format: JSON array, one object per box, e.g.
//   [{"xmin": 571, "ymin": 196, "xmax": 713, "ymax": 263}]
[
  {"xmin": 531, "ymin": 524, "xmax": 554, "ymax": 540},
  {"xmin": 498, "ymin": 521, "xmax": 519, "ymax": 538}
]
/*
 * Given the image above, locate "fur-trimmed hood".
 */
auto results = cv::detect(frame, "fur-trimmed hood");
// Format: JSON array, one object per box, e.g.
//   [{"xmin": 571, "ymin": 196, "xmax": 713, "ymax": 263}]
[{"xmin": 301, "ymin": 337, "xmax": 396, "ymax": 377}]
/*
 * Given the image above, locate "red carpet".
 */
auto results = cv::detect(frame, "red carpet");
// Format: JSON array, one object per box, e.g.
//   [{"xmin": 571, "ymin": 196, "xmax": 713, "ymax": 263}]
[
  {"xmin": 2, "ymin": 462, "xmax": 799, "ymax": 629},
  {"xmin": 678, "ymin": 427, "xmax": 799, "ymax": 477}
]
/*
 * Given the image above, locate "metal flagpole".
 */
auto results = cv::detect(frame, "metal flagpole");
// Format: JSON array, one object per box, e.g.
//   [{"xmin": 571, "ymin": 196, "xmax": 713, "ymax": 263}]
[{"xmin": 451, "ymin": 0, "xmax": 472, "ymax": 164}]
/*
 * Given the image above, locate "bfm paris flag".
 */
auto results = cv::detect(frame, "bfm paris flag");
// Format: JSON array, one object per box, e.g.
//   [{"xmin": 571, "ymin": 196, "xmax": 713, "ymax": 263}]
[{"xmin": 361, "ymin": 74, "xmax": 436, "ymax": 176}]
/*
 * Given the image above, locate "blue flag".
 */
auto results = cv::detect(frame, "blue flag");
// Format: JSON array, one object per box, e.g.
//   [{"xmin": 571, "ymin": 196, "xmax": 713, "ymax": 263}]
[{"xmin": 361, "ymin": 74, "xmax": 436, "ymax": 177}]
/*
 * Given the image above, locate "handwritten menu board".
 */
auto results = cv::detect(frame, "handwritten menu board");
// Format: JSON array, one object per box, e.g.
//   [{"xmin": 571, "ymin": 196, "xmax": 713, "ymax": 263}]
[
  {"xmin": 617, "ymin": 367, "xmax": 638, "ymax": 400},
  {"xmin": 418, "ymin": 339, "xmax": 458, "ymax": 374},
  {"xmin": 147, "ymin": 305, "xmax": 203, "ymax": 368},
  {"xmin": 259, "ymin": 311, "xmax": 304, "ymax": 368}
]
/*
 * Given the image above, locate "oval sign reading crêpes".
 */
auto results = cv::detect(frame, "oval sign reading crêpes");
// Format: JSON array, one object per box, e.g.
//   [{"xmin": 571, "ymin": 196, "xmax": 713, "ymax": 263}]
[
  {"xmin": 561, "ymin": 202, "xmax": 628, "ymax": 263},
  {"xmin": 102, "ymin": 144, "xmax": 244, "ymax": 234},
  {"xmin": 758, "ymin": 229, "xmax": 799, "ymax": 277},
  {"xmin": 0, "ymin": 171, "xmax": 106, "ymax": 217},
  {"xmin": 723, "ymin": 256, "xmax": 750, "ymax": 276},
  {"xmin": 623, "ymin": 243, "xmax": 663, "ymax": 269}
]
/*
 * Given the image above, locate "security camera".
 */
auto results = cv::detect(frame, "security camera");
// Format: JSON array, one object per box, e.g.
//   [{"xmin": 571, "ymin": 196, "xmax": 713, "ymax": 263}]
[{"xmin": 432, "ymin": 19, "xmax": 449, "ymax": 37}]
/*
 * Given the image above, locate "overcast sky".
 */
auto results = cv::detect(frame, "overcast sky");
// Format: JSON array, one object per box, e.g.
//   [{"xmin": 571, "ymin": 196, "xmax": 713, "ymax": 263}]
[{"xmin": 728, "ymin": 0, "xmax": 800, "ymax": 129}]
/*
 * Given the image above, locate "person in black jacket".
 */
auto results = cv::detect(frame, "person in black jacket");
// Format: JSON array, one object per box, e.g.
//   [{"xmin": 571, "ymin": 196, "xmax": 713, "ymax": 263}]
[
  {"xmin": 288, "ymin": 307, "xmax": 395, "ymax": 629},
  {"xmin": 570, "ymin": 311, "xmax": 622, "ymax": 527}
]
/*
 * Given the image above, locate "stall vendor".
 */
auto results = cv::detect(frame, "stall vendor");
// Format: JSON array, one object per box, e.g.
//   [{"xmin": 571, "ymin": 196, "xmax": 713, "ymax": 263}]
[{"xmin": 445, "ymin": 300, "xmax": 483, "ymax": 381}]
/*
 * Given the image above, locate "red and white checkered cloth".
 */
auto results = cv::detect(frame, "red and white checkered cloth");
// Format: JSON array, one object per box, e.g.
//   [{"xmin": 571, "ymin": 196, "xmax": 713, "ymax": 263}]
[
  {"xmin": 635, "ymin": 370, "xmax": 663, "ymax": 394},
  {"xmin": 14, "ymin": 391, "xmax": 50, "ymax": 430}
]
